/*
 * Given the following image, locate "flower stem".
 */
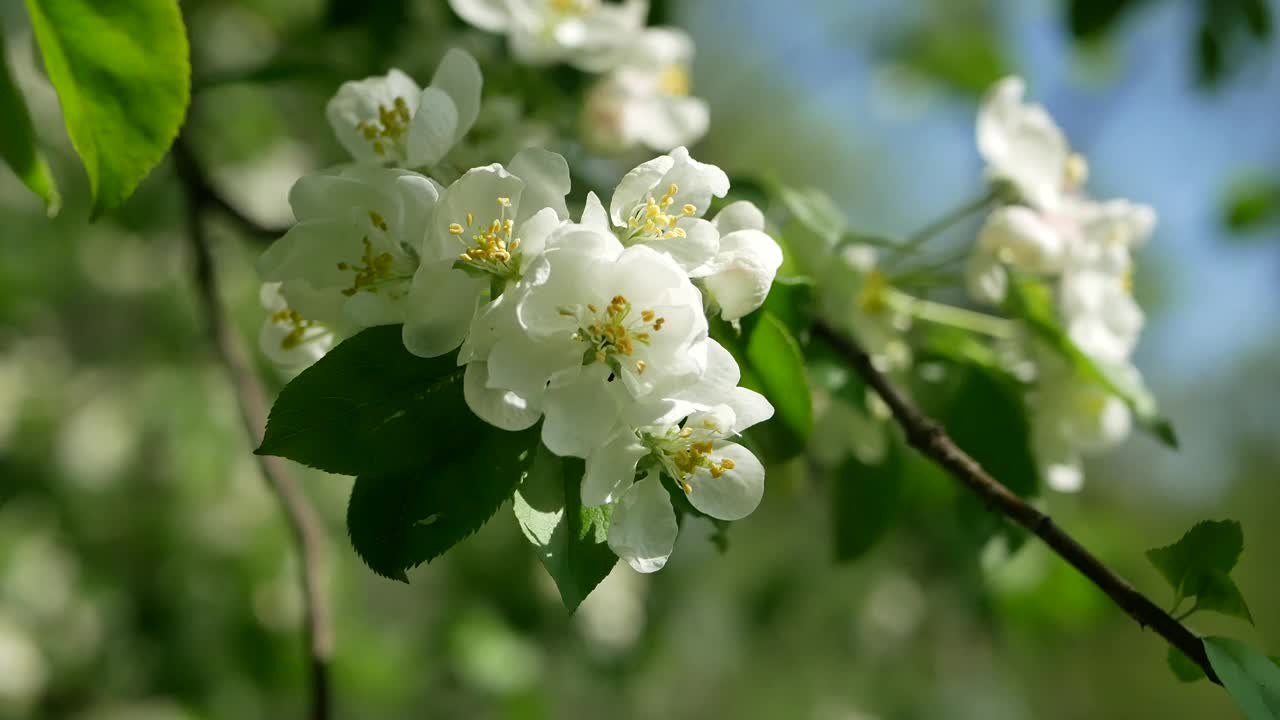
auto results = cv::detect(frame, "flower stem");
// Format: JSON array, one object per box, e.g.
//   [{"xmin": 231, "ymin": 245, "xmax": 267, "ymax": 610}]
[
  {"xmin": 888, "ymin": 188, "xmax": 999, "ymax": 264},
  {"xmin": 886, "ymin": 289, "xmax": 1014, "ymax": 338}
]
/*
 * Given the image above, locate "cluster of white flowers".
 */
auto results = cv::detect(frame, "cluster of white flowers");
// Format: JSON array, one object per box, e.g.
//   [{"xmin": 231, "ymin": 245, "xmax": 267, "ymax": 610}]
[
  {"xmin": 257, "ymin": 49, "xmax": 784, "ymax": 572},
  {"xmin": 967, "ymin": 77, "xmax": 1157, "ymax": 492},
  {"xmin": 450, "ymin": 0, "xmax": 709, "ymax": 152}
]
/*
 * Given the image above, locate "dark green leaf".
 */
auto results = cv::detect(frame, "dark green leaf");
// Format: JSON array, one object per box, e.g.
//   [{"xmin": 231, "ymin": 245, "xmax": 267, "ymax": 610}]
[
  {"xmin": 1223, "ymin": 178, "xmax": 1280, "ymax": 234},
  {"xmin": 832, "ymin": 442, "xmax": 902, "ymax": 563},
  {"xmin": 347, "ymin": 425, "xmax": 539, "ymax": 581},
  {"xmin": 1068, "ymin": 0, "xmax": 1148, "ymax": 39},
  {"xmin": 0, "ymin": 31, "xmax": 59, "ymax": 215},
  {"xmin": 25, "ymin": 0, "xmax": 190, "ymax": 216},
  {"xmin": 1205, "ymin": 636, "xmax": 1280, "ymax": 720},
  {"xmin": 1190, "ymin": 569, "xmax": 1254, "ymax": 623},
  {"xmin": 512, "ymin": 444, "xmax": 616, "ymax": 612},
  {"xmin": 933, "ymin": 362, "xmax": 1038, "ymax": 542},
  {"xmin": 1168, "ymin": 645, "xmax": 1208, "ymax": 683},
  {"xmin": 258, "ymin": 326, "xmax": 473, "ymax": 477},
  {"xmin": 1145, "ymin": 519, "xmax": 1244, "ymax": 603},
  {"xmin": 1005, "ymin": 276, "xmax": 1177, "ymax": 447}
]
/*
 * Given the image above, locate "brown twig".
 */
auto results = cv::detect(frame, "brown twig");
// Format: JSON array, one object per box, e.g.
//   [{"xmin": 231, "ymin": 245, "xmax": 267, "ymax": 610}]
[
  {"xmin": 813, "ymin": 321, "xmax": 1219, "ymax": 685},
  {"xmin": 175, "ymin": 139, "xmax": 335, "ymax": 718}
]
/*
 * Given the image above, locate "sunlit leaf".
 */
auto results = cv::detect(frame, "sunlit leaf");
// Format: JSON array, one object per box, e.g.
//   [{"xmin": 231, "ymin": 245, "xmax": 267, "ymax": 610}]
[
  {"xmin": 25, "ymin": 0, "xmax": 189, "ymax": 216},
  {"xmin": 0, "ymin": 31, "xmax": 59, "ymax": 215},
  {"xmin": 513, "ymin": 444, "xmax": 616, "ymax": 612}
]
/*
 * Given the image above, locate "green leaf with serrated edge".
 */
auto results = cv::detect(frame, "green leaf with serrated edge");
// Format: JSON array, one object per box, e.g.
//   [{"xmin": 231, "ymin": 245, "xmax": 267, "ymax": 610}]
[
  {"xmin": 1145, "ymin": 519, "xmax": 1244, "ymax": 604},
  {"xmin": 0, "ymin": 30, "xmax": 59, "ymax": 215},
  {"xmin": 1004, "ymin": 276, "xmax": 1178, "ymax": 448},
  {"xmin": 258, "ymin": 326, "xmax": 473, "ymax": 477},
  {"xmin": 833, "ymin": 441, "xmax": 901, "ymax": 563},
  {"xmin": 1190, "ymin": 569, "xmax": 1254, "ymax": 623},
  {"xmin": 1168, "ymin": 645, "xmax": 1208, "ymax": 683},
  {"xmin": 1205, "ymin": 637, "xmax": 1280, "ymax": 720},
  {"xmin": 347, "ymin": 426, "xmax": 539, "ymax": 581},
  {"xmin": 25, "ymin": 0, "xmax": 190, "ymax": 216},
  {"xmin": 513, "ymin": 444, "xmax": 616, "ymax": 612}
]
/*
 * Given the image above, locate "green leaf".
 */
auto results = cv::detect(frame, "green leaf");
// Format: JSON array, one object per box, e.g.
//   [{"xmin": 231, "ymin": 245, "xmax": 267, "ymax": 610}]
[
  {"xmin": 0, "ymin": 31, "xmax": 59, "ymax": 215},
  {"xmin": 25, "ymin": 0, "xmax": 190, "ymax": 216},
  {"xmin": 1145, "ymin": 519, "xmax": 1244, "ymax": 602},
  {"xmin": 258, "ymin": 326, "xmax": 473, "ymax": 477},
  {"xmin": 713, "ymin": 311, "xmax": 814, "ymax": 463},
  {"xmin": 1191, "ymin": 570, "xmax": 1254, "ymax": 623},
  {"xmin": 1222, "ymin": 177, "xmax": 1280, "ymax": 235},
  {"xmin": 512, "ymin": 444, "xmax": 616, "ymax": 612},
  {"xmin": 832, "ymin": 442, "xmax": 902, "ymax": 563},
  {"xmin": 932, "ymin": 361, "xmax": 1038, "ymax": 542},
  {"xmin": 1168, "ymin": 645, "xmax": 1208, "ymax": 683},
  {"xmin": 759, "ymin": 275, "xmax": 816, "ymax": 338},
  {"xmin": 1205, "ymin": 636, "xmax": 1280, "ymax": 720},
  {"xmin": 1005, "ymin": 276, "xmax": 1177, "ymax": 448},
  {"xmin": 347, "ymin": 425, "xmax": 539, "ymax": 581}
]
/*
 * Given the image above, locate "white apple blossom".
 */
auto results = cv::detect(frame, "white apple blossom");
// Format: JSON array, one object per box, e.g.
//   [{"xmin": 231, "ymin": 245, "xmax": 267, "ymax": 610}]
[
  {"xmin": 257, "ymin": 282, "xmax": 342, "ymax": 371},
  {"xmin": 819, "ymin": 244, "xmax": 913, "ymax": 373},
  {"xmin": 402, "ymin": 148, "xmax": 572, "ymax": 359},
  {"xmin": 581, "ymin": 341, "xmax": 772, "ymax": 572},
  {"xmin": 702, "ymin": 200, "xmax": 784, "ymax": 323},
  {"xmin": 977, "ymin": 76, "xmax": 1087, "ymax": 211},
  {"xmin": 608, "ymin": 146, "xmax": 729, "ymax": 275},
  {"xmin": 326, "ymin": 49, "xmax": 482, "ymax": 167},
  {"xmin": 479, "ymin": 241, "xmax": 711, "ymax": 457},
  {"xmin": 1029, "ymin": 354, "xmax": 1134, "ymax": 493},
  {"xmin": 582, "ymin": 27, "xmax": 710, "ymax": 153},
  {"xmin": 966, "ymin": 204, "xmax": 1067, "ymax": 304},
  {"xmin": 257, "ymin": 165, "xmax": 438, "ymax": 331},
  {"xmin": 449, "ymin": 0, "xmax": 648, "ymax": 71}
]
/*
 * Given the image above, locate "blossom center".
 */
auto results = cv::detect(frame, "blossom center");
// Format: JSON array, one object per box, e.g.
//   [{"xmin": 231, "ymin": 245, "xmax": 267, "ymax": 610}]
[
  {"xmin": 357, "ymin": 96, "xmax": 411, "ymax": 158},
  {"xmin": 561, "ymin": 294, "xmax": 664, "ymax": 376},
  {"xmin": 449, "ymin": 197, "xmax": 523, "ymax": 280},
  {"xmin": 336, "ymin": 210, "xmax": 412, "ymax": 297},
  {"xmin": 625, "ymin": 183, "xmax": 696, "ymax": 241},
  {"xmin": 548, "ymin": 0, "xmax": 589, "ymax": 15},
  {"xmin": 644, "ymin": 420, "xmax": 737, "ymax": 494},
  {"xmin": 270, "ymin": 307, "xmax": 326, "ymax": 351},
  {"xmin": 657, "ymin": 65, "xmax": 691, "ymax": 97}
]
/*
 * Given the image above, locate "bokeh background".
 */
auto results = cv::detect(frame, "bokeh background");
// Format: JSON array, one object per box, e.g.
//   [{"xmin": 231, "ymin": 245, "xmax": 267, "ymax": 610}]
[{"xmin": 1, "ymin": 0, "xmax": 1278, "ymax": 718}]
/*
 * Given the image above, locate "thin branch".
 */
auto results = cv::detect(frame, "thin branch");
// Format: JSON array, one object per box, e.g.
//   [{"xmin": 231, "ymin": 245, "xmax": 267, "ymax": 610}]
[
  {"xmin": 886, "ymin": 189, "xmax": 997, "ymax": 265},
  {"xmin": 174, "ymin": 139, "xmax": 288, "ymax": 242},
  {"xmin": 175, "ymin": 141, "xmax": 335, "ymax": 719},
  {"xmin": 812, "ymin": 321, "xmax": 1220, "ymax": 685}
]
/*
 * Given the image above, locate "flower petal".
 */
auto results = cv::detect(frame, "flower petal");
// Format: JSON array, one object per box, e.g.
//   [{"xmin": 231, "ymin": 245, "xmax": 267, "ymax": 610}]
[
  {"xmin": 508, "ymin": 148, "xmax": 571, "ymax": 224},
  {"xmin": 464, "ymin": 361, "xmax": 542, "ymax": 431},
  {"xmin": 686, "ymin": 442, "xmax": 764, "ymax": 521},
  {"xmin": 540, "ymin": 366, "xmax": 623, "ymax": 457},
  {"xmin": 402, "ymin": 260, "xmax": 486, "ymax": 357},
  {"xmin": 607, "ymin": 471, "xmax": 678, "ymax": 573},
  {"xmin": 406, "ymin": 87, "xmax": 461, "ymax": 168},
  {"xmin": 430, "ymin": 48, "xmax": 483, "ymax": 143},
  {"xmin": 582, "ymin": 431, "xmax": 648, "ymax": 506}
]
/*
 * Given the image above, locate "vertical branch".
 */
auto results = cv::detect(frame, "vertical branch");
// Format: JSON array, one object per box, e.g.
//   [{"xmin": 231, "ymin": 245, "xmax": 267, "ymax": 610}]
[
  {"xmin": 812, "ymin": 322, "xmax": 1220, "ymax": 685},
  {"xmin": 174, "ymin": 140, "xmax": 334, "ymax": 719}
]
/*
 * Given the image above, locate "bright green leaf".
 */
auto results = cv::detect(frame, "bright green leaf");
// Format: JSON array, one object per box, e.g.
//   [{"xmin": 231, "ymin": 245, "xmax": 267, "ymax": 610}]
[
  {"xmin": 1146, "ymin": 519, "xmax": 1243, "ymax": 593},
  {"xmin": 1168, "ymin": 645, "xmax": 1208, "ymax": 683},
  {"xmin": 715, "ymin": 310, "xmax": 814, "ymax": 463},
  {"xmin": 25, "ymin": 0, "xmax": 190, "ymax": 216},
  {"xmin": 1190, "ymin": 569, "xmax": 1254, "ymax": 623},
  {"xmin": 759, "ymin": 276, "xmax": 816, "ymax": 338},
  {"xmin": 347, "ymin": 425, "xmax": 540, "ymax": 581},
  {"xmin": 0, "ymin": 30, "xmax": 59, "ymax": 215},
  {"xmin": 513, "ymin": 444, "xmax": 616, "ymax": 612},
  {"xmin": 1005, "ymin": 276, "xmax": 1177, "ymax": 447},
  {"xmin": 1223, "ymin": 178, "xmax": 1280, "ymax": 234},
  {"xmin": 1204, "ymin": 636, "xmax": 1280, "ymax": 720},
  {"xmin": 257, "ymin": 326, "xmax": 474, "ymax": 477},
  {"xmin": 832, "ymin": 442, "xmax": 902, "ymax": 563}
]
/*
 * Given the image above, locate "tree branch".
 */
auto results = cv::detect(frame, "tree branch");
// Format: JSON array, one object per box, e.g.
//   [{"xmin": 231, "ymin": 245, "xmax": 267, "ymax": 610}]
[
  {"xmin": 812, "ymin": 321, "xmax": 1219, "ymax": 685},
  {"xmin": 175, "ymin": 140, "xmax": 335, "ymax": 719}
]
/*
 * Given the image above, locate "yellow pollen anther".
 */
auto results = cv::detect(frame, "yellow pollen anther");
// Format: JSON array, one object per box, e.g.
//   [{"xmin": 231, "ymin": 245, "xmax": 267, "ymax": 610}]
[
  {"xmin": 356, "ymin": 96, "xmax": 412, "ymax": 156},
  {"xmin": 636, "ymin": 360, "xmax": 647, "ymax": 373},
  {"xmin": 657, "ymin": 65, "xmax": 691, "ymax": 96},
  {"xmin": 497, "ymin": 197, "xmax": 511, "ymax": 207},
  {"xmin": 448, "ymin": 223, "xmax": 464, "ymax": 235},
  {"xmin": 681, "ymin": 203, "xmax": 696, "ymax": 215},
  {"xmin": 680, "ymin": 480, "xmax": 693, "ymax": 494},
  {"xmin": 720, "ymin": 458, "xmax": 735, "ymax": 470}
]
